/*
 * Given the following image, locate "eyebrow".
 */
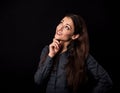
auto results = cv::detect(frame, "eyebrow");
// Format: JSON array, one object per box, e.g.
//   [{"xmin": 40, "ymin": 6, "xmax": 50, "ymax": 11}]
[{"xmin": 61, "ymin": 19, "xmax": 72, "ymax": 30}]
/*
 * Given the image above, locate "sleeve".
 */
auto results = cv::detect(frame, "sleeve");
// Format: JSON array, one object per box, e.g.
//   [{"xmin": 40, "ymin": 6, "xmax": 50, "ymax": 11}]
[
  {"xmin": 34, "ymin": 45, "xmax": 53, "ymax": 85},
  {"xmin": 86, "ymin": 54, "xmax": 113, "ymax": 93}
]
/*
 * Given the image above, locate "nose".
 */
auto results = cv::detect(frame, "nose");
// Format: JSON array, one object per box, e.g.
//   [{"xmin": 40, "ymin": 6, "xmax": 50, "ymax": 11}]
[{"xmin": 58, "ymin": 24, "xmax": 64, "ymax": 31}]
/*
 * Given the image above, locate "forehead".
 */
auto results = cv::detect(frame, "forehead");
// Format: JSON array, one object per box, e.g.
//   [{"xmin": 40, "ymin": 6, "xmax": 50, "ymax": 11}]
[{"xmin": 62, "ymin": 17, "xmax": 74, "ymax": 26}]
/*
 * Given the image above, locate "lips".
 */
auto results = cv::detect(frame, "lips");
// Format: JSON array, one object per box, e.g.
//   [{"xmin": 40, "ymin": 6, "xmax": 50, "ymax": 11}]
[{"xmin": 56, "ymin": 31, "xmax": 62, "ymax": 36}]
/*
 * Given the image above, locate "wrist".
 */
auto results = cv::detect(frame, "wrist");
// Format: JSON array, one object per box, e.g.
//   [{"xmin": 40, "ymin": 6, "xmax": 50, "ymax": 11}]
[{"xmin": 48, "ymin": 53, "xmax": 54, "ymax": 58}]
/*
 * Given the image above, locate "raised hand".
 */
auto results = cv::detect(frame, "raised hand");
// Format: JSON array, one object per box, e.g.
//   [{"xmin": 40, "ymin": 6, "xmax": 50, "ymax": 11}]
[{"xmin": 48, "ymin": 38, "xmax": 62, "ymax": 58}]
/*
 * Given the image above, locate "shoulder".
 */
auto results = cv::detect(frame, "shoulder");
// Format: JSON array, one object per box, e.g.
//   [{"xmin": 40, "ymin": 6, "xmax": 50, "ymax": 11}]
[
  {"xmin": 42, "ymin": 45, "xmax": 49, "ymax": 52},
  {"xmin": 40, "ymin": 45, "xmax": 49, "ymax": 56},
  {"xmin": 86, "ymin": 54, "xmax": 98, "ymax": 65},
  {"xmin": 85, "ymin": 54, "xmax": 101, "ymax": 71}
]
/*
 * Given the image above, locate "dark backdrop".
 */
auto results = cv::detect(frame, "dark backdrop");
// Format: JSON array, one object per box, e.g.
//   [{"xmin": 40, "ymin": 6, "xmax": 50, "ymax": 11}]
[{"xmin": 0, "ymin": 0, "xmax": 119, "ymax": 93}]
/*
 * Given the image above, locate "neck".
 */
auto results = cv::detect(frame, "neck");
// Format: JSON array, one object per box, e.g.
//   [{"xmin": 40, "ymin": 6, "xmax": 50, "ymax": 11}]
[{"xmin": 60, "ymin": 40, "xmax": 71, "ymax": 53}]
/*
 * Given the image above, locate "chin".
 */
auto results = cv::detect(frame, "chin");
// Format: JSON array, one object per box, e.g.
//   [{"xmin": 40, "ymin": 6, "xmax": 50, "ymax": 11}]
[{"xmin": 55, "ymin": 36, "xmax": 60, "ymax": 39}]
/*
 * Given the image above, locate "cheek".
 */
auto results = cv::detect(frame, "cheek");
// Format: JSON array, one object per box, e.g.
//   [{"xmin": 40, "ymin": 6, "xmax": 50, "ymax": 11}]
[{"xmin": 63, "ymin": 33, "xmax": 72, "ymax": 40}]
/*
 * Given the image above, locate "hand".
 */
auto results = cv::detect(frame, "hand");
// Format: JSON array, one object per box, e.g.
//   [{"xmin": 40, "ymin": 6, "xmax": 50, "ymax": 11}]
[{"xmin": 48, "ymin": 38, "xmax": 62, "ymax": 58}]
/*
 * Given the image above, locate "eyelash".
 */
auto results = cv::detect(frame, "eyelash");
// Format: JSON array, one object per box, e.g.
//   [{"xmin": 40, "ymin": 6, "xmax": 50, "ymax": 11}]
[
  {"xmin": 59, "ymin": 21, "xmax": 70, "ymax": 30},
  {"xmin": 64, "ymin": 26, "xmax": 70, "ymax": 30},
  {"xmin": 60, "ymin": 21, "xmax": 63, "ymax": 24}
]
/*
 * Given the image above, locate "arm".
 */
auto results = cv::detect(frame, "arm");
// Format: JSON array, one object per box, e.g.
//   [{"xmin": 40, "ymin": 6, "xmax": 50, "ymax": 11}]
[
  {"xmin": 34, "ymin": 45, "xmax": 53, "ymax": 85},
  {"xmin": 86, "ymin": 54, "xmax": 113, "ymax": 93},
  {"xmin": 34, "ymin": 38, "xmax": 62, "ymax": 85}
]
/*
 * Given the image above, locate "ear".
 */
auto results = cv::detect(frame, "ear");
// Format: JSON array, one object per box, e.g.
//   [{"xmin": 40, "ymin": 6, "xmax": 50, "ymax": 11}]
[{"xmin": 72, "ymin": 34, "xmax": 80, "ymax": 40}]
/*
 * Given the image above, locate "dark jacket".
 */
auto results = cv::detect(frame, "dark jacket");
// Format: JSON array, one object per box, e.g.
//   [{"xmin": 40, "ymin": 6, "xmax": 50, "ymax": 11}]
[{"xmin": 34, "ymin": 45, "xmax": 113, "ymax": 93}]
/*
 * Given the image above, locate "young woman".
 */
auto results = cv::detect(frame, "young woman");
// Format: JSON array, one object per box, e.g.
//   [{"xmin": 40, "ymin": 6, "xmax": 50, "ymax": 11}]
[{"xmin": 34, "ymin": 14, "xmax": 113, "ymax": 93}]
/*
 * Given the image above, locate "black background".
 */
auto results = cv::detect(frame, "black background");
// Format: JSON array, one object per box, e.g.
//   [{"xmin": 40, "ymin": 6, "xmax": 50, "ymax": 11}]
[{"xmin": 0, "ymin": 0, "xmax": 119, "ymax": 93}]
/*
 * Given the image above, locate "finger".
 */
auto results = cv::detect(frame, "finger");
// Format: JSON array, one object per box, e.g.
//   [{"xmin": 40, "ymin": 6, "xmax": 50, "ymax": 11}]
[
  {"xmin": 53, "ymin": 38, "xmax": 60, "ymax": 45},
  {"xmin": 54, "ymin": 42, "xmax": 60, "ymax": 50}
]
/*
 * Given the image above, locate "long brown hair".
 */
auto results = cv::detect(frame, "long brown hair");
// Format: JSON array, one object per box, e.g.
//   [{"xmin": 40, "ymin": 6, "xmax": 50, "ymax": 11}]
[
  {"xmin": 40, "ymin": 14, "xmax": 90, "ymax": 93},
  {"xmin": 65, "ymin": 14, "xmax": 89, "ymax": 92}
]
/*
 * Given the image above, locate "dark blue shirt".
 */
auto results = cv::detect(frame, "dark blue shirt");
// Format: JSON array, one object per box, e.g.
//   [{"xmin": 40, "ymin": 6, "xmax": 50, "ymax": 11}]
[{"xmin": 34, "ymin": 45, "xmax": 113, "ymax": 93}]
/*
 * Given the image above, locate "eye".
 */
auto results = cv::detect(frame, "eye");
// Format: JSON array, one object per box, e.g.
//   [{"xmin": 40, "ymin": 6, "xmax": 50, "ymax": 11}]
[
  {"xmin": 64, "ymin": 25, "xmax": 70, "ymax": 30},
  {"xmin": 57, "ymin": 21, "xmax": 63, "ymax": 26}
]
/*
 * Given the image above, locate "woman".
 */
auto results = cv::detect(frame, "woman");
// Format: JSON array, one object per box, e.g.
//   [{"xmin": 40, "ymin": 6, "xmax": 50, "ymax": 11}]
[{"xmin": 34, "ymin": 14, "xmax": 113, "ymax": 93}]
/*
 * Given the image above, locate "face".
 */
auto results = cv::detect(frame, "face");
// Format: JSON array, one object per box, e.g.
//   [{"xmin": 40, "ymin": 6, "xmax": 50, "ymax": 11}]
[{"xmin": 54, "ymin": 17, "xmax": 75, "ymax": 42}]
